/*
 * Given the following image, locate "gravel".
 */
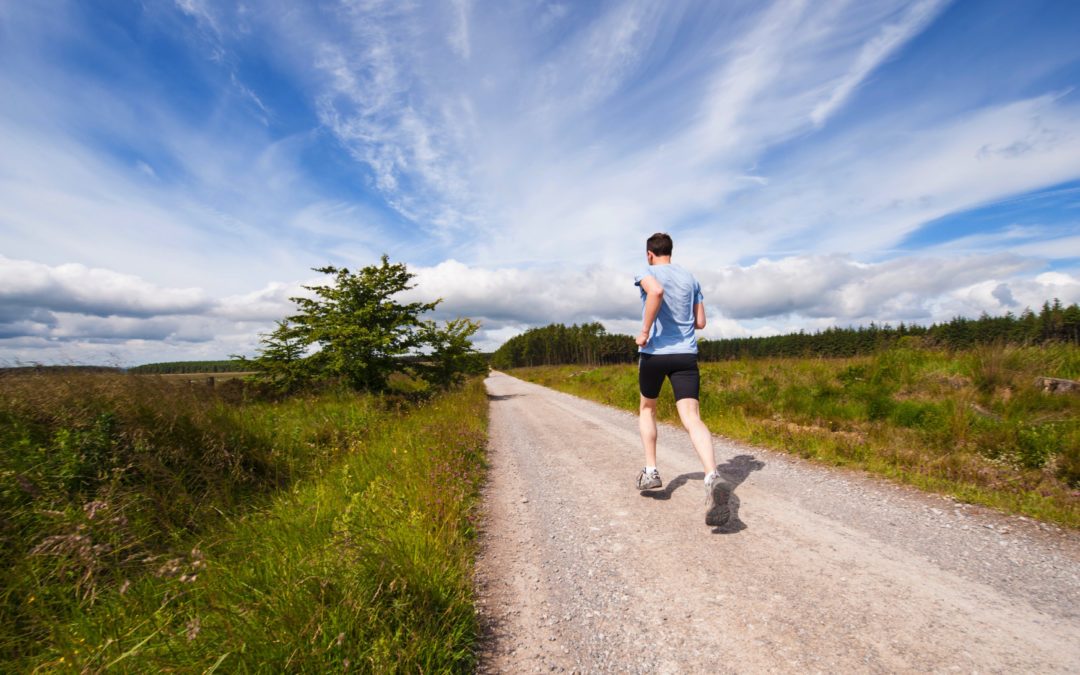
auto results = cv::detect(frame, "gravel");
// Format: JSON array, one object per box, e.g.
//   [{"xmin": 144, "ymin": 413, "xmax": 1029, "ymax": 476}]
[{"xmin": 473, "ymin": 372, "xmax": 1080, "ymax": 673}]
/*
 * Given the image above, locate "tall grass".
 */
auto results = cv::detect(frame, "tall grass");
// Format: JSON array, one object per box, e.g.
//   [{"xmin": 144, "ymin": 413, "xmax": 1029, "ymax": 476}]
[
  {"xmin": 1, "ymin": 370, "xmax": 487, "ymax": 671},
  {"xmin": 513, "ymin": 344, "xmax": 1079, "ymax": 527}
]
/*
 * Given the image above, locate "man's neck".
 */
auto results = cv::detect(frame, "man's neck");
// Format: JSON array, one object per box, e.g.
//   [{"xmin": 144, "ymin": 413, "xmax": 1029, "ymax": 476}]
[{"xmin": 649, "ymin": 256, "xmax": 672, "ymax": 266}]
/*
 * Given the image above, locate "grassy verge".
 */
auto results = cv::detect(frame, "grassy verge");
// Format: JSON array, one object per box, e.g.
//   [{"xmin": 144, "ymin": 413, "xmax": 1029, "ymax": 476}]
[
  {"xmin": 511, "ymin": 344, "xmax": 1079, "ymax": 527},
  {"xmin": 1, "ymin": 371, "xmax": 487, "ymax": 671}
]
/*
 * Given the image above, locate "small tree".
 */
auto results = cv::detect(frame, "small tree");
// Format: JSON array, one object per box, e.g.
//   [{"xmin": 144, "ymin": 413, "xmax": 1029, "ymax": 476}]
[
  {"xmin": 234, "ymin": 319, "xmax": 310, "ymax": 393},
  {"xmin": 242, "ymin": 256, "xmax": 483, "ymax": 393},
  {"xmin": 415, "ymin": 318, "xmax": 488, "ymax": 389}
]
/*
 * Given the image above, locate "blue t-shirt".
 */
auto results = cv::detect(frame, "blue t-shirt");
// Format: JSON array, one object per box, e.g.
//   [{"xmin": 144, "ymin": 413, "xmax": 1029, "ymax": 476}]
[{"xmin": 634, "ymin": 263, "xmax": 703, "ymax": 354}]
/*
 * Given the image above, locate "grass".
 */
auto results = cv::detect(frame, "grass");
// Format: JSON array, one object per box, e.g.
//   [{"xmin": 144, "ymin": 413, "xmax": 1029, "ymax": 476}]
[
  {"xmin": 1, "ymin": 370, "xmax": 488, "ymax": 671},
  {"xmin": 511, "ymin": 344, "xmax": 1080, "ymax": 528}
]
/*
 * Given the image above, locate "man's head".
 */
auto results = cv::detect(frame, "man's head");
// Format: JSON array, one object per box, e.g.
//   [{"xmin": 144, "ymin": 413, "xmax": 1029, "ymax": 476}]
[{"xmin": 646, "ymin": 232, "xmax": 673, "ymax": 264}]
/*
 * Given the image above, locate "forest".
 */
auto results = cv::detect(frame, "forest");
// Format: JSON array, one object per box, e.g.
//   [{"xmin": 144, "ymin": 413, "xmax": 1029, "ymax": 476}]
[
  {"xmin": 490, "ymin": 300, "xmax": 1080, "ymax": 368},
  {"xmin": 127, "ymin": 360, "xmax": 250, "ymax": 374}
]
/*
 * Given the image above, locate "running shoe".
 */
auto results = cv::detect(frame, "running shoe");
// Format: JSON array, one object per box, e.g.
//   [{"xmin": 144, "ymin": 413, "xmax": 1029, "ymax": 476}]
[
  {"xmin": 636, "ymin": 468, "xmax": 662, "ymax": 490},
  {"xmin": 704, "ymin": 471, "xmax": 733, "ymax": 526}
]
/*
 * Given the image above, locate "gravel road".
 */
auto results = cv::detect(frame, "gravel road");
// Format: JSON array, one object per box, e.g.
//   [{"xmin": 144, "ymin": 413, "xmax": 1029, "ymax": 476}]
[{"xmin": 473, "ymin": 371, "xmax": 1080, "ymax": 674}]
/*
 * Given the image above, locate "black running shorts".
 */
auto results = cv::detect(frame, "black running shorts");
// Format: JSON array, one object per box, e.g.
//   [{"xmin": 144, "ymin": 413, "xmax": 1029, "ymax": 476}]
[{"xmin": 638, "ymin": 352, "xmax": 700, "ymax": 401}]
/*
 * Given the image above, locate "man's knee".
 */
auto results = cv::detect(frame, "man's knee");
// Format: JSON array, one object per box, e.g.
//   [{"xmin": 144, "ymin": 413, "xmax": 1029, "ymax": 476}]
[
  {"xmin": 639, "ymin": 396, "xmax": 658, "ymax": 413},
  {"xmin": 675, "ymin": 398, "xmax": 701, "ymax": 421}
]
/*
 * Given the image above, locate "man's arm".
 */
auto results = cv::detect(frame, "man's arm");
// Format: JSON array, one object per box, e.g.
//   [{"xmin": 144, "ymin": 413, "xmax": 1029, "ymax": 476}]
[
  {"xmin": 694, "ymin": 301, "xmax": 706, "ymax": 330},
  {"xmin": 636, "ymin": 275, "xmax": 664, "ymax": 347}
]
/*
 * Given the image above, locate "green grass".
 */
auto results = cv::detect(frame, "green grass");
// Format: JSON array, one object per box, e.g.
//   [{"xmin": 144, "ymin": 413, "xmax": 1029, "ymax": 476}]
[
  {"xmin": 511, "ymin": 344, "xmax": 1080, "ymax": 527},
  {"xmin": 1, "ymin": 370, "xmax": 488, "ymax": 671}
]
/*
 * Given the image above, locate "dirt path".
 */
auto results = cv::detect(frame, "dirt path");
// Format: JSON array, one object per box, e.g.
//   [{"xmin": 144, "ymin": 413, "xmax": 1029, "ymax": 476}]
[{"xmin": 473, "ymin": 372, "xmax": 1080, "ymax": 674}]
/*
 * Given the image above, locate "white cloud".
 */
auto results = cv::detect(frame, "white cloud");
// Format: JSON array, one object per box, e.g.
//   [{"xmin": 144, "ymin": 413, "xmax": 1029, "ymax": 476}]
[
  {"xmin": 699, "ymin": 253, "xmax": 1040, "ymax": 321},
  {"xmin": 2, "ymin": 250, "xmax": 1077, "ymax": 366},
  {"xmin": 810, "ymin": 0, "xmax": 949, "ymax": 127},
  {"xmin": 404, "ymin": 259, "xmax": 637, "ymax": 324},
  {"xmin": 311, "ymin": 5, "xmax": 480, "ymax": 237},
  {"xmin": 677, "ymin": 93, "xmax": 1080, "ymax": 269},
  {"xmin": 0, "ymin": 255, "xmax": 211, "ymax": 318},
  {"xmin": 447, "ymin": 0, "xmax": 471, "ymax": 59},
  {"xmin": 212, "ymin": 281, "xmax": 309, "ymax": 322},
  {"xmin": 931, "ymin": 227, "xmax": 1080, "ymax": 259},
  {"xmin": 175, "ymin": 0, "xmax": 221, "ymax": 35},
  {"xmin": 406, "ymin": 253, "xmax": 1074, "ymax": 339}
]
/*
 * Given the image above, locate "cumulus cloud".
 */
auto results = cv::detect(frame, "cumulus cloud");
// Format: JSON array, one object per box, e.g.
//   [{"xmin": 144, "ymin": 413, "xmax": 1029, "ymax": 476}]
[
  {"xmin": 3, "ymin": 250, "xmax": 1079, "ymax": 365},
  {"xmin": 0, "ymin": 256, "xmax": 274, "ymax": 364},
  {"xmin": 405, "ymin": 259, "xmax": 636, "ymax": 324},
  {"xmin": 212, "ymin": 281, "xmax": 312, "ymax": 322},
  {"xmin": 0, "ymin": 255, "xmax": 211, "ymax": 318},
  {"xmin": 405, "ymin": 253, "xmax": 1079, "ymax": 340},
  {"xmin": 699, "ymin": 253, "xmax": 1039, "ymax": 321}
]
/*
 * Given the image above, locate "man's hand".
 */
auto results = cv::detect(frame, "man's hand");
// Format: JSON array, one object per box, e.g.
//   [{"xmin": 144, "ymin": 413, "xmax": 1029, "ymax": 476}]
[{"xmin": 635, "ymin": 330, "xmax": 649, "ymax": 347}]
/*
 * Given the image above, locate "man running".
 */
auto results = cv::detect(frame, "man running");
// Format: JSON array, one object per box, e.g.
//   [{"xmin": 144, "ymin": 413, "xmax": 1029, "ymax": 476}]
[{"xmin": 634, "ymin": 233, "xmax": 732, "ymax": 527}]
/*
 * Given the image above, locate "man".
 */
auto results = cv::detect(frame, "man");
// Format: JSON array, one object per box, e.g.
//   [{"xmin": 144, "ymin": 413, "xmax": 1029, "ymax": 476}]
[{"xmin": 634, "ymin": 232, "xmax": 732, "ymax": 527}]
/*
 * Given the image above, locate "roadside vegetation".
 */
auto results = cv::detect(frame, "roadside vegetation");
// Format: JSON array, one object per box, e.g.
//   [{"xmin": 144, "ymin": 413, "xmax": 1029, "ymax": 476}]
[
  {"xmin": 2, "ymin": 256, "xmax": 490, "ymax": 671},
  {"xmin": 1, "ymin": 370, "xmax": 487, "ymax": 670},
  {"xmin": 512, "ymin": 343, "xmax": 1080, "ymax": 527}
]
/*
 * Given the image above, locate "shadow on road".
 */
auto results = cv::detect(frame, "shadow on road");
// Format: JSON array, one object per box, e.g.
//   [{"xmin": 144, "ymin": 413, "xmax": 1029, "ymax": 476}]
[
  {"xmin": 487, "ymin": 393, "xmax": 523, "ymax": 401},
  {"xmin": 712, "ymin": 454, "xmax": 766, "ymax": 535},
  {"xmin": 639, "ymin": 471, "xmax": 704, "ymax": 501},
  {"xmin": 639, "ymin": 454, "xmax": 764, "ymax": 534}
]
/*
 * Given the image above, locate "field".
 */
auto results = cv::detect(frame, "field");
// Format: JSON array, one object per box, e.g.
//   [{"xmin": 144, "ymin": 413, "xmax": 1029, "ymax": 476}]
[
  {"xmin": 1, "ymin": 370, "xmax": 488, "ymax": 671},
  {"xmin": 147, "ymin": 371, "xmax": 256, "ymax": 384},
  {"xmin": 511, "ymin": 344, "xmax": 1080, "ymax": 527}
]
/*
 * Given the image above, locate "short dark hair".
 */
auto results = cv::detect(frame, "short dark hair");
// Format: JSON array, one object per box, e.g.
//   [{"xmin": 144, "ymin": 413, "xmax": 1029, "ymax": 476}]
[{"xmin": 646, "ymin": 232, "xmax": 673, "ymax": 256}]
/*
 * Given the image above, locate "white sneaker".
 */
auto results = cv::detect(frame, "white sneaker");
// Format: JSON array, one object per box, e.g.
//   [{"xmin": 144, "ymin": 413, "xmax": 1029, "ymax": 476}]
[
  {"xmin": 704, "ymin": 471, "xmax": 732, "ymax": 526},
  {"xmin": 636, "ymin": 468, "xmax": 662, "ymax": 490}
]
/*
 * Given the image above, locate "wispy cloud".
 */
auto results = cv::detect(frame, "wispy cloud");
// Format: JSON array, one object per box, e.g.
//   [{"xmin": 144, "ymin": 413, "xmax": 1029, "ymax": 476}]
[
  {"xmin": 447, "ymin": 0, "xmax": 471, "ymax": 59},
  {"xmin": 810, "ymin": 0, "xmax": 950, "ymax": 127}
]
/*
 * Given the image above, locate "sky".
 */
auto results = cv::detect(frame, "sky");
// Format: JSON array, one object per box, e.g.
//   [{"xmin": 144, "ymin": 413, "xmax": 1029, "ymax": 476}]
[{"xmin": 2, "ymin": 0, "xmax": 1080, "ymax": 366}]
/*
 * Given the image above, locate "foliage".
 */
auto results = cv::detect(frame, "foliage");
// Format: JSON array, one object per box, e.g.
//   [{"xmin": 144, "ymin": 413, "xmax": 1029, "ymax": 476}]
[
  {"xmin": 698, "ymin": 299, "xmax": 1080, "ymax": 359},
  {"xmin": 491, "ymin": 299, "xmax": 1080, "ymax": 368},
  {"xmin": 238, "ymin": 256, "xmax": 484, "ymax": 393},
  {"xmin": 1, "ymin": 369, "xmax": 488, "ymax": 671},
  {"xmin": 415, "ymin": 318, "xmax": 490, "ymax": 389},
  {"xmin": 126, "ymin": 361, "xmax": 250, "ymax": 374},
  {"xmin": 241, "ymin": 319, "xmax": 310, "ymax": 393},
  {"xmin": 511, "ymin": 344, "xmax": 1080, "ymax": 527},
  {"xmin": 490, "ymin": 322, "xmax": 637, "ymax": 369}
]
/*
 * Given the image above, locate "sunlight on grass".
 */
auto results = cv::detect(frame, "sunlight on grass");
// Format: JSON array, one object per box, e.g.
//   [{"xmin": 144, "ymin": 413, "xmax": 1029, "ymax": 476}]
[{"xmin": 1, "ymin": 371, "xmax": 488, "ymax": 671}]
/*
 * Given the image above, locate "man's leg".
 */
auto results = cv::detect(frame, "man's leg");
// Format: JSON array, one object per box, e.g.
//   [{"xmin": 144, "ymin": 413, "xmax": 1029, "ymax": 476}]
[
  {"xmin": 675, "ymin": 398, "xmax": 716, "ymax": 475},
  {"xmin": 678, "ymin": 397, "xmax": 731, "ymax": 525},
  {"xmin": 639, "ymin": 395, "xmax": 659, "ymax": 468}
]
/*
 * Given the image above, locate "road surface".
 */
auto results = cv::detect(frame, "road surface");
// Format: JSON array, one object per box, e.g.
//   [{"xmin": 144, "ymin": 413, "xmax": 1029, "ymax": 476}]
[{"xmin": 474, "ymin": 371, "xmax": 1080, "ymax": 674}]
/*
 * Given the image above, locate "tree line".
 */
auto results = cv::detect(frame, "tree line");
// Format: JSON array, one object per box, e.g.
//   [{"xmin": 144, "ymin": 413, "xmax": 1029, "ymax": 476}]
[
  {"xmin": 128, "ymin": 360, "xmax": 250, "ymax": 374},
  {"xmin": 490, "ymin": 300, "xmax": 1080, "ymax": 368},
  {"xmin": 489, "ymin": 322, "xmax": 638, "ymax": 369}
]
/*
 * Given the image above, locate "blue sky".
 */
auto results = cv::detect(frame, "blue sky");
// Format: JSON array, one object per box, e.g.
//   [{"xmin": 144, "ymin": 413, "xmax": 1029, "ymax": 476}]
[{"xmin": 1, "ymin": 0, "xmax": 1079, "ymax": 364}]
